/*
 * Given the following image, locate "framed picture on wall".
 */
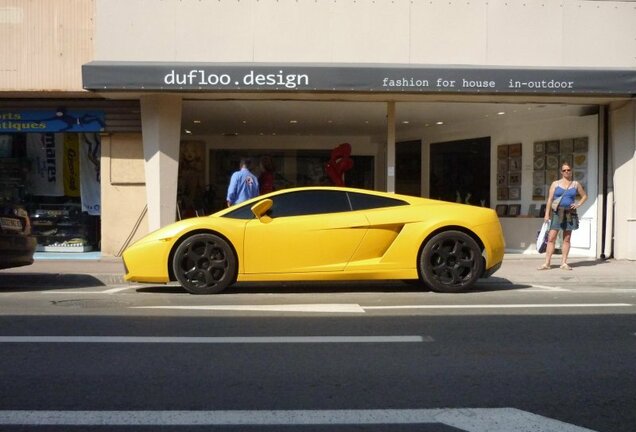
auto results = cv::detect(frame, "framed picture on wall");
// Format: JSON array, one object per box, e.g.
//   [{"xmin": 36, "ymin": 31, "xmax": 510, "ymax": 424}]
[
  {"xmin": 509, "ymin": 157, "xmax": 522, "ymax": 171},
  {"xmin": 508, "ymin": 187, "xmax": 521, "ymax": 200},
  {"xmin": 497, "ymin": 145, "xmax": 509, "ymax": 159},
  {"xmin": 573, "ymin": 153, "xmax": 587, "ymax": 169},
  {"xmin": 546, "ymin": 140, "xmax": 560, "ymax": 154},
  {"xmin": 533, "ymin": 170, "xmax": 545, "ymax": 186},
  {"xmin": 497, "ymin": 174, "xmax": 507, "ymax": 186},
  {"xmin": 497, "ymin": 187, "xmax": 509, "ymax": 200},
  {"xmin": 546, "ymin": 154, "xmax": 559, "ymax": 170},
  {"xmin": 497, "ymin": 158, "xmax": 508, "ymax": 173},
  {"xmin": 533, "ymin": 156, "xmax": 545, "ymax": 170},
  {"xmin": 574, "ymin": 137, "xmax": 588, "ymax": 152},
  {"xmin": 508, "ymin": 172, "xmax": 521, "ymax": 186},
  {"xmin": 533, "ymin": 186, "xmax": 545, "ymax": 201},
  {"xmin": 534, "ymin": 141, "xmax": 545, "ymax": 155},
  {"xmin": 560, "ymin": 138, "xmax": 574, "ymax": 154},
  {"xmin": 508, "ymin": 204, "xmax": 521, "ymax": 217},
  {"xmin": 508, "ymin": 143, "xmax": 522, "ymax": 157},
  {"xmin": 495, "ymin": 204, "xmax": 508, "ymax": 217}
]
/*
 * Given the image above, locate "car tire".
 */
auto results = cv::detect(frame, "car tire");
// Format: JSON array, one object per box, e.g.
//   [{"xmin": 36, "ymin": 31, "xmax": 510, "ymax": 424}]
[
  {"xmin": 172, "ymin": 233, "xmax": 237, "ymax": 294},
  {"xmin": 419, "ymin": 230, "xmax": 483, "ymax": 293}
]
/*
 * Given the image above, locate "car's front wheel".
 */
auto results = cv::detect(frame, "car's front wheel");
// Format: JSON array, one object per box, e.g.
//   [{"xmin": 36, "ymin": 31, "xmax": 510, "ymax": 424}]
[
  {"xmin": 172, "ymin": 233, "xmax": 237, "ymax": 294},
  {"xmin": 419, "ymin": 230, "xmax": 483, "ymax": 293}
]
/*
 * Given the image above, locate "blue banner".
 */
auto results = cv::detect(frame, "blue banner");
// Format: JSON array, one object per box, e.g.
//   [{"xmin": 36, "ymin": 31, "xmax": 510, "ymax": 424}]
[{"xmin": 0, "ymin": 110, "xmax": 105, "ymax": 133}]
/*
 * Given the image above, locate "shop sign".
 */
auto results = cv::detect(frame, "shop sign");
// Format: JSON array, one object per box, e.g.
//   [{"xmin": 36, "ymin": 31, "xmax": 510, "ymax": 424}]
[
  {"xmin": 0, "ymin": 110, "xmax": 105, "ymax": 133},
  {"xmin": 83, "ymin": 62, "xmax": 636, "ymax": 95}
]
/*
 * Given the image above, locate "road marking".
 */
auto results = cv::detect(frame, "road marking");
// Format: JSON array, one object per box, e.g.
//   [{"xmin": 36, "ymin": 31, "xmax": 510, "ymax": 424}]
[
  {"xmin": 0, "ymin": 408, "xmax": 599, "ymax": 431},
  {"xmin": 131, "ymin": 303, "xmax": 632, "ymax": 313},
  {"xmin": 523, "ymin": 284, "xmax": 570, "ymax": 292},
  {"xmin": 364, "ymin": 303, "xmax": 632, "ymax": 310},
  {"xmin": 611, "ymin": 288, "xmax": 636, "ymax": 292},
  {"xmin": 0, "ymin": 336, "xmax": 428, "ymax": 344},
  {"xmin": 132, "ymin": 303, "xmax": 366, "ymax": 313},
  {"xmin": 46, "ymin": 286, "xmax": 139, "ymax": 295}
]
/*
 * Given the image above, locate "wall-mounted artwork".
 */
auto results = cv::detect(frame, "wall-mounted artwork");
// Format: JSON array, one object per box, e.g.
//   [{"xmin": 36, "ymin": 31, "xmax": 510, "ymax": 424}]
[
  {"xmin": 509, "ymin": 187, "xmax": 521, "ymax": 200},
  {"xmin": 533, "ymin": 186, "xmax": 545, "ymax": 201},
  {"xmin": 574, "ymin": 137, "xmax": 588, "ymax": 152},
  {"xmin": 496, "ymin": 143, "xmax": 522, "ymax": 202},
  {"xmin": 546, "ymin": 140, "xmax": 560, "ymax": 154},
  {"xmin": 508, "ymin": 204, "xmax": 521, "ymax": 217},
  {"xmin": 496, "ymin": 204, "xmax": 508, "ymax": 217},
  {"xmin": 532, "ymin": 136, "xmax": 589, "ymax": 204}
]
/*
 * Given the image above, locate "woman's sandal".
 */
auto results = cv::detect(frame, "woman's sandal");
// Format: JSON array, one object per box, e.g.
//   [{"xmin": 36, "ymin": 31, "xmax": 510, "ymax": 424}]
[
  {"xmin": 537, "ymin": 263, "xmax": 550, "ymax": 270},
  {"xmin": 560, "ymin": 263, "xmax": 573, "ymax": 270}
]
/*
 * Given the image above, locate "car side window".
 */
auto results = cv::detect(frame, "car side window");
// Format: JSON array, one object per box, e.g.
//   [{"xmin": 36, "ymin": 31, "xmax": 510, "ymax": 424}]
[
  {"xmin": 269, "ymin": 190, "xmax": 351, "ymax": 217},
  {"xmin": 223, "ymin": 203, "xmax": 255, "ymax": 220},
  {"xmin": 347, "ymin": 192, "xmax": 408, "ymax": 211}
]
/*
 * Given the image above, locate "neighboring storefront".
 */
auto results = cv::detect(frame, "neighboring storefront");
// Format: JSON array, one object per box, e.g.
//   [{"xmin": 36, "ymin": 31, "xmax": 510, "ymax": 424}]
[{"xmin": 0, "ymin": 109, "xmax": 103, "ymax": 253}]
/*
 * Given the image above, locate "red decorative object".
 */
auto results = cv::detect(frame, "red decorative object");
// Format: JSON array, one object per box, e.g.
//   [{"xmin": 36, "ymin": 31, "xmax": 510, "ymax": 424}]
[{"xmin": 325, "ymin": 143, "xmax": 353, "ymax": 186}]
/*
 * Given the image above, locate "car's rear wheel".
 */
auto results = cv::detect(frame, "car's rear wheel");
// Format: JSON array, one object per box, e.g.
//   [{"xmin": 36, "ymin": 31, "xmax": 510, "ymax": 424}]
[
  {"xmin": 172, "ymin": 233, "xmax": 237, "ymax": 294},
  {"xmin": 419, "ymin": 230, "xmax": 483, "ymax": 293}
]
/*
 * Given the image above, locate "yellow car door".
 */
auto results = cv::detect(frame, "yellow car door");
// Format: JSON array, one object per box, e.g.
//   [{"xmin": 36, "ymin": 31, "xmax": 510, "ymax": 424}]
[{"xmin": 243, "ymin": 190, "xmax": 368, "ymax": 274}]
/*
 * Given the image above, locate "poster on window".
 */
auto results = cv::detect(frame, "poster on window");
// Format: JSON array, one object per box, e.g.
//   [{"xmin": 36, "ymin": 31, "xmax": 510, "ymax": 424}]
[
  {"xmin": 63, "ymin": 134, "xmax": 80, "ymax": 197},
  {"xmin": 79, "ymin": 133, "xmax": 101, "ymax": 215},
  {"xmin": 26, "ymin": 133, "xmax": 64, "ymax": 196}
]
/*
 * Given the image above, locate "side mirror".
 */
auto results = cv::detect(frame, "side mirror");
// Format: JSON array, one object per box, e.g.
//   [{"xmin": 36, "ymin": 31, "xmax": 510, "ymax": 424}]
[{"xmin": 251, "ymin": 199, "xmax": 273, "ymax": 223}]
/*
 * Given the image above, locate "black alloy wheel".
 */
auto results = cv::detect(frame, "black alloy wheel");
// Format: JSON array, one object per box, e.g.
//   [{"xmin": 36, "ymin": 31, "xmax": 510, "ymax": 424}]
[
  {"xmin": 172, "ymin": 233, "xmax": 237, "ymax": 294},
  {"xmin": 419, "ymin": 230, "xmax": 483, "ymax": 293}
]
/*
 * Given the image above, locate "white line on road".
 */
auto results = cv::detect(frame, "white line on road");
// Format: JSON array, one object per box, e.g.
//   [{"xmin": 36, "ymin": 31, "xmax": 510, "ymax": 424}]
[
  {"xmin": 131, "ymin": 303, "xmax": 632, "ymax": 313},
  {"xmin": 524, "ymin": 284, "xmax": 571, "ymax": 292},
  {"xmin": 45, "ymin": 286, "xmax": 139, "ymax": 295},
  {"xmin": 0, "ymin": 335, "xmax": 429, "ymax": 344},
  {"xmin": 0, "ymin": 408, "xmax": 599, "ymax": 431},
  {"xmin": 132, "ymin": 303, "xmax": 366, "ymax": 313},
  {"xmin": 364, "ymin": 303, "xmax": 632, "ymax": 310}
]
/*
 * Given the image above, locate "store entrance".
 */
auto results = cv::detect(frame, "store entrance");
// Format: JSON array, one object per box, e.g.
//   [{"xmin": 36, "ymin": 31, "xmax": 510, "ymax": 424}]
[
  {"xmin": 396, "ymin": 140, "xmax": 421, "ymax": 196},
  {"xmin": 429, "ymin": 137, "xmax": 491, "ymax": 207}
]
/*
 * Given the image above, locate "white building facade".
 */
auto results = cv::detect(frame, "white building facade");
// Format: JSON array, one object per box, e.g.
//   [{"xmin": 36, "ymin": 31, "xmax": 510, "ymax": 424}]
[{"xmin": 1, "ymin": 0, "xmax": 635, "ymax": 259}]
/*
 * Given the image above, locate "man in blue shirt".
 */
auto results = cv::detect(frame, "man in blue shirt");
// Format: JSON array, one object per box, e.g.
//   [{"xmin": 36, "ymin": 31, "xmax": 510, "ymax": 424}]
[{"xmin": 226, "ymin": 158, "xmax": 259, "ymax": 206}]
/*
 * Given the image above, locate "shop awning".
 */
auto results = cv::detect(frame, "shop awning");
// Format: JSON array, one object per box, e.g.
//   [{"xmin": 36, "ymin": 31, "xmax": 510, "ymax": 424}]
[{"xmin": 82, "ymin": 62, "xmax": 636, "ymax": 96}]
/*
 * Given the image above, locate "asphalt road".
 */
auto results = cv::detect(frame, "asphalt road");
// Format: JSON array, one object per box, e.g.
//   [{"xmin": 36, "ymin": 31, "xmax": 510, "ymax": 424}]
[{"xmin": 0, "ymin": 279, "xmax": 635, "ymax": 432}]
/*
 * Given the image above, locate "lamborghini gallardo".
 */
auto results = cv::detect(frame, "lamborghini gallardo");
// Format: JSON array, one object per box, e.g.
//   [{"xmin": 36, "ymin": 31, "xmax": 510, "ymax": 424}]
[{"xmin": 123, "ymin": 187, "xmax": 504, "ymax": 294}]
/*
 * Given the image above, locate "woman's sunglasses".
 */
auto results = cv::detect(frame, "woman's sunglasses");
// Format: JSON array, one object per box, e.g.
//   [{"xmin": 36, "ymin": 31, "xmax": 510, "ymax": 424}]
[{"xmin": 562, "ymin": 169, "xmax": 571, "ymax": 172}]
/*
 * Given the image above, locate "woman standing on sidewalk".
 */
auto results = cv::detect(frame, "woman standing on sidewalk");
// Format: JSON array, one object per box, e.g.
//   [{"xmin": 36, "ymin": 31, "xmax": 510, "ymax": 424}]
[{"xmin": 538, "ymin": 161, "xmax": 587, "ymax": 271}]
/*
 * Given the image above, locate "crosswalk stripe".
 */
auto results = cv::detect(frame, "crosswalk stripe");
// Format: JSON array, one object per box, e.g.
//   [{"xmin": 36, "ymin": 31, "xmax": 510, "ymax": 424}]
[
  {"xmin": 0, "ymin": 409, "xmax": 598, "ymax": 431},
  {"xmin": 0, "ymin": 336, "xmax": 428, "ymax": 344}
]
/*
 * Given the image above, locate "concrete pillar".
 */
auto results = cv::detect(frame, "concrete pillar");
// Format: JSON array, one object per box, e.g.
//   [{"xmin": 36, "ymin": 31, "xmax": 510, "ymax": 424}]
[
  {"xmin": 140, "ymin": 94, "xmax": 182, "ymax": 231},
  {"xmin": 609, "ymin": 100, "xmax": 636, "ymax": 260},
  {"xmin": 386, "ymin": 102, "xmax": 396, "ymax": 193}
]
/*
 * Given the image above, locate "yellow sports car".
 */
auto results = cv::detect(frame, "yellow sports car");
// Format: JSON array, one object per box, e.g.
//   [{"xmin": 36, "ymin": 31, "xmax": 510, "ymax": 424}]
[{"xmin": 123, "ymin": 187, "xmax": 505, "ymax": 294}]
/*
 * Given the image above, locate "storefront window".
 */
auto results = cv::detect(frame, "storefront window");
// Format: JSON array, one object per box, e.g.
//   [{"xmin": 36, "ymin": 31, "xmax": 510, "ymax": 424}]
[{"xmin": 0, "ymin": 132, "xmax": 101, "ymax": 252}]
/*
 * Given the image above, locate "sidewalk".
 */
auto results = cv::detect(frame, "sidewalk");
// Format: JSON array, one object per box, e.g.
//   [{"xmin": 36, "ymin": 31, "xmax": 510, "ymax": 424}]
[{"xmin": 1, "ymin": 253, "xmax": 634, "ymax": 288}]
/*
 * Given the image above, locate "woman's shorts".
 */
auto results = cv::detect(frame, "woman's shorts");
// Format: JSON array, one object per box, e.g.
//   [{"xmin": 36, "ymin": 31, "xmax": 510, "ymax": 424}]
[{"xmin": 549, "ymin": 211, "xmax": 579, "ymax": 231}]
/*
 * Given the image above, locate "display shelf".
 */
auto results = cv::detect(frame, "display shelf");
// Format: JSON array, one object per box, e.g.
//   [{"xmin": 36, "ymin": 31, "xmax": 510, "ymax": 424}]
[{"xmin": 30, "ymin": 202, "xmax": 92, "ymax": 253}]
